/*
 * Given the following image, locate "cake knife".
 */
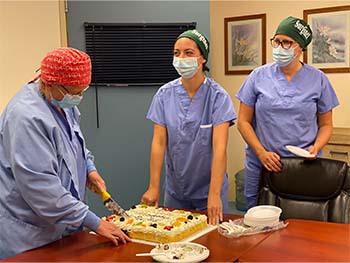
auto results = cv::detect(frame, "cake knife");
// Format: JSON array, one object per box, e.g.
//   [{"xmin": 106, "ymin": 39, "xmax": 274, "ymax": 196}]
[{"xmin": 100, "ymin": 191, "xmax": 130, "ymax": 218}]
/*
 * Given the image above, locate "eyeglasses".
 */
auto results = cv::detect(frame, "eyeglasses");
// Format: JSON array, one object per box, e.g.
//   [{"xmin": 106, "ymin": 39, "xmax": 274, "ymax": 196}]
[
  {"xmin": 270, "ymin": 38, "xmax": 295, "ymax": 50},
  {"xmin": 58, "ymin": 85, "xmax": 89, "ymax": 96}
]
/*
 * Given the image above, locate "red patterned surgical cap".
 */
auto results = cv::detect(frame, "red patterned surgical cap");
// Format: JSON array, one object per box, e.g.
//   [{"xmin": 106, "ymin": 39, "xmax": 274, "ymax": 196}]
[{"xmin": 40, "ymin": 47, "xmax": 91, "ymax": 87}]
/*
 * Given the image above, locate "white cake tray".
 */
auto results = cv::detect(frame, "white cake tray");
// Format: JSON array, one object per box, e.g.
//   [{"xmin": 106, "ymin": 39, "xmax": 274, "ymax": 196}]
[{"xmin": 89, "ymin": 225, "xmax": 217, "ymax": 246}]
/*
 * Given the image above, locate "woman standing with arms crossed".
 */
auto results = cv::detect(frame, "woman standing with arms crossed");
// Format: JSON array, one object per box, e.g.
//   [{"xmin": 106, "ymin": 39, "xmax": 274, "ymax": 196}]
[
  {"xmin": 141, "ymin": 30, "xmax": 236, "ymax": 225},
  {"xmin": 236, "ymin": 17, "xmax": 339, "ymax": 209}
]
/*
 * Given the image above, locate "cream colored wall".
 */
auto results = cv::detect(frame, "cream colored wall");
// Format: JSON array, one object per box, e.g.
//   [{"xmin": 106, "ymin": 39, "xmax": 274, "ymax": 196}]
[
  {"xmin": 210, "ymin": 1, "xmax": 350, "ymax": 201},
  {"xmin": 0, "ymin": 0, "xmax": 66, "ymax": 112}
]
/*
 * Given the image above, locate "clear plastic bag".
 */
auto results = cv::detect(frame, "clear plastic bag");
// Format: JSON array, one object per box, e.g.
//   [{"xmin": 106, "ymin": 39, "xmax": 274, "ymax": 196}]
[{"xmin": 218, "ymin": 218, "xmax": 288, "ymax": 238}]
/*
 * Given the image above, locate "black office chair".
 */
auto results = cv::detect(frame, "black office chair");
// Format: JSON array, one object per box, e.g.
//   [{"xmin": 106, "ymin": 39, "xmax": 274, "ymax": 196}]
[{"xmin": 257, "ymin": 157, "xmax": 350, "ymax": 223}]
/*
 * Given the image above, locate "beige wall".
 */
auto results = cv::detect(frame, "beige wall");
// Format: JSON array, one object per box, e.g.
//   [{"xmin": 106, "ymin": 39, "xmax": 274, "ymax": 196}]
[
  {"xmin": 210, "ymin": 1, "xmax": 350, "ymax": 200},
  {"xmin": 0, "ymin": 0, "xmax": 66, "ymax": 112}
]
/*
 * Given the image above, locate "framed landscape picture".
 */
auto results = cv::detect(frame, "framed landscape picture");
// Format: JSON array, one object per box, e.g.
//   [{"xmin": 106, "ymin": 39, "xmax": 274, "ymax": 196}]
[
  {"xmin": 303, "ymin": 5, "xmax": 350, "ymax": 73},
  {"xmin": 224, "ymin": 14, "xmax": 266, "ymax": 75}
]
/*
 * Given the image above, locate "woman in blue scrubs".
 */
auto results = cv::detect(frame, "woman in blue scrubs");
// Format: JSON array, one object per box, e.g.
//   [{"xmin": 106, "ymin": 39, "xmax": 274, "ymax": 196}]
[
  {"xmin": 236, "ymin": 17, "xmax": 339, "ymax": 209},
  {"xmin": 0, "ymin": 48, "xmax": 130, "ymax": 259},
  {"xmin": 141, "ymin": 30, "xmax": 236, "ymax": 225}
]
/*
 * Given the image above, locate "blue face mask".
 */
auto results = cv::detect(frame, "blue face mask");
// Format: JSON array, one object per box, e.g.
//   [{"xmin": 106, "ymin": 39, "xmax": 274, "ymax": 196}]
[
  {"xmin": 172, "ymin": 57, "xmax": 199, "ymax": 79},
  {"xmin": 272, "ymin": 46, "xmax": 295, "ymax": 67},
  {"xmin": 51, "ymin": 89, "xmax": 83, "ymax": 109}
]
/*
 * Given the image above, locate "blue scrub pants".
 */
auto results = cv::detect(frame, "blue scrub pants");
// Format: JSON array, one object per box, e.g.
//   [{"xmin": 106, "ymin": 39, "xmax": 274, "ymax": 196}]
[
  {"xmin": 164, "ymin": 186, "xmax": 229, "ymax": 213},
  {"xmin": 244, "ymin": 150, "xmax": 263, "ymax": 209}
]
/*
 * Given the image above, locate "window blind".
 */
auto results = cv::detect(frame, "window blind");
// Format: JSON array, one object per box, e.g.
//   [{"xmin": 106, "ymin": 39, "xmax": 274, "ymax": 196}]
[{"xmin": 84, "ymin": 22, "xmax": 196, "ymax": 86}]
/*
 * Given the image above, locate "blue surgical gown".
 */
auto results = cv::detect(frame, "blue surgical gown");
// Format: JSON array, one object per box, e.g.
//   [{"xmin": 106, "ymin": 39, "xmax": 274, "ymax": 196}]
[
  {"xmin": 0, "ymin": 82, "xmax": 100, "ymax": 259},
  {"xmin": 147, "ymin": 77, "xmax": 236, "ymax": 204},
  {"xmin": 236, "ymin": 63, "xmax": 339, "ymax": 208}
]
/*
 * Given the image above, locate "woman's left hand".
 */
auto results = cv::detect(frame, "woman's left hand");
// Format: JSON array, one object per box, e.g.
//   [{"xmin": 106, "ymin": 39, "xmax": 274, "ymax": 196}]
[
  {"xmin": 87, "ymin": 170, "xmax": 106, "ymax": 194},
  {"xmin": 207, "ymin": 193, "xmax": 223, "ymax": 225},
  {"xmin": 308, "ymin": 145, "xmax": 319, "ymax": 159}
]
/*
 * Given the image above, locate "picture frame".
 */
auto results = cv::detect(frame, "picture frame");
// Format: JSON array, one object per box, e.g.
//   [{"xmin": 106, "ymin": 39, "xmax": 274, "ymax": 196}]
[
  {"xmin": 224, "ymin": 14, "xmax": 266, "ymax": 75},
  {"xmin": 303, "ymin": 5, "xmax": 350, "ymax": 73}
]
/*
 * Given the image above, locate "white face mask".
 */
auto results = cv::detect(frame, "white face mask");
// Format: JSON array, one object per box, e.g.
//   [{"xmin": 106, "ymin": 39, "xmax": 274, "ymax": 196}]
[
  {"xmin": 50, "ymin": 86, "xmax": 86, "ymax": 109},
  {"xmin": 172, "ymin": 57, "xmax": 199, "ymax": 79},
  {"xmin": 272, "ymin": 46, "xmax": 295, "ymax": 67},
  {"xmin": 51, "ymin": 93, "xmax": 82, "ymax": 108}
]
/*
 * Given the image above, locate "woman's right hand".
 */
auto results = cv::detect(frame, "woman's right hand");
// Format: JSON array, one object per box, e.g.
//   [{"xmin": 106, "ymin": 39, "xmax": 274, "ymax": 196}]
[
  {"xmin": 95, "ymin": 219, "xmax": 131, "ymax": 246},
  {"xmin": 258, "ymin": 150, "xmax": 282, "ymax": 172},
  {"xmin": 141, "ymin": 188, "xmax": 159, "ymax": 207}
]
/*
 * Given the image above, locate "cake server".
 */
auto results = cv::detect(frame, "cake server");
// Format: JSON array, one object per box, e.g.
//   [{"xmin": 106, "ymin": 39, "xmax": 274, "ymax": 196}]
[
  {"xmin": 100, "ymin": 191, "xmax": 130, "ymax": 218},
  {"xmin": 136, "ymin": 252, "xmax": 182, "ymax": 260},
  {"xmin": 136, "ymin": 252, "xmax": 168, "ymax": 257}
]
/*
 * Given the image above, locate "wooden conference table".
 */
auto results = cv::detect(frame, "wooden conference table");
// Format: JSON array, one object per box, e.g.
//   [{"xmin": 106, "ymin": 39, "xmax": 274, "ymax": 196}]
[
  {"xmin": 2, "ymin": 214, "xmax": 350, "ymax": 262},
  {"xmin": 239, "ymin": 219, "xmax": 350, "ymax": 262}
]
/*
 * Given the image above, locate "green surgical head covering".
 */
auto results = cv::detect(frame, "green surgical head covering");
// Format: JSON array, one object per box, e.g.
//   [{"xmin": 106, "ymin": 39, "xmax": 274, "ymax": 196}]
[
  {"xmin": 274, "ymin": 16, "xmax": 312, "ymax": 50},
  {"xmin": 177, "ymin": 29, "xmax": 210, "ymax": 59}
]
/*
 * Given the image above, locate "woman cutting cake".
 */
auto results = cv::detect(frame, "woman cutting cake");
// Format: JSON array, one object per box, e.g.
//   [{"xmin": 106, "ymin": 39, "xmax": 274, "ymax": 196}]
[{"xmin": 0, "ymin": 47, "xmax": 130, "ymax": 259}]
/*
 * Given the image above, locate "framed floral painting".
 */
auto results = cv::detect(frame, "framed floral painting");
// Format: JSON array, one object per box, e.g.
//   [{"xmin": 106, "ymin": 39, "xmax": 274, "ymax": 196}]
[
  {"xmin": 224, "ymin": 14, "xmax": 266, "ymax": 75},
  {"xmin": 303, "ymin": 5, "xmax": 350, "ymax": 73}
]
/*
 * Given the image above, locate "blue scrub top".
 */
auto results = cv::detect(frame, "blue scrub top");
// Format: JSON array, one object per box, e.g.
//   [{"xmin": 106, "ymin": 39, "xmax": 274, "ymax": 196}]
[
  {"xmin": 236, "ymin": 63, "xmax": 339, "ymax": 156},
  {"xmin": 51, "ymin": 103, "xmax": 88, "ymax": 200},
  {"xmin": 0, "ymin": 82, "xmax": 100, "ymax": 259},
  {"xmin": 147, "ymin": 77, "xmax": 237, "ymax": 200}
]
